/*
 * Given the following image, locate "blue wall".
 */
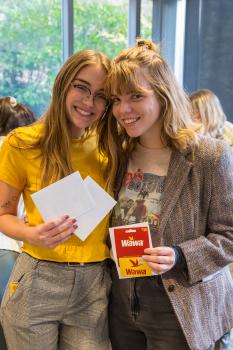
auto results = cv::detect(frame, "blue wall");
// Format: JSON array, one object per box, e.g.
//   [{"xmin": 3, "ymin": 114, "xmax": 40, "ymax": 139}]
[{"xmin": 184, "ymin": 0, "xmax": 233, "ymax": 121}]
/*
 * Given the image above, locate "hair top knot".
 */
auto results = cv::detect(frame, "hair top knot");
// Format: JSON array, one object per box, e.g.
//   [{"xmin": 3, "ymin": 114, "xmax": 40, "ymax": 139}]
[{"xmin": 136, "ymin": 38, "xmax": 159, "ymax": 53}]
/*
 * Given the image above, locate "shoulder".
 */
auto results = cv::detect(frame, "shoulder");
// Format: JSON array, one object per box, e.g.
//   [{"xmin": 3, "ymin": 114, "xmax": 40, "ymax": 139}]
[
  {"xmin": 194, "ymin": 135, "xmax": 231, "ymax": 163},
  {"xmin": 186, "ymin": 136, "xmax": 233, "ymax": 178},
  {"xmin": 5, "ymin": 123, "xmax": 44, "ymax": 148}
]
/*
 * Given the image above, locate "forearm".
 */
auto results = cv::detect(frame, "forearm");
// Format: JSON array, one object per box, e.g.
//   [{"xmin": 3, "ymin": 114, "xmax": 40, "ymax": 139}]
[
  {"xmin": 0, "ymin": 214, "xmax": 31, "ymax": 243},
  {"xmin": 179, "ymin": 234, "xmax": 233, "ymax": 284},
  {"xmin": 0, "ymin": 213, "xmax": 78, "ymax": 249}
]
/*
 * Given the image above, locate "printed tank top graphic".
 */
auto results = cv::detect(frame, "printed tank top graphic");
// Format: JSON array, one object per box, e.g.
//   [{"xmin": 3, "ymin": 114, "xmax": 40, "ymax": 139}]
[{"xmin": 112, "ymin": 168, "xmax": 166, "ymax": 232}]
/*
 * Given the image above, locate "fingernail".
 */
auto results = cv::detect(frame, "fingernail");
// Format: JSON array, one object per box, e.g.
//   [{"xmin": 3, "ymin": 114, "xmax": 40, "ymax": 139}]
[
  {"xmin": 72, "ymin": 219, "xmax": 77, "ymax": 223},
  {"xmin": 73, "ymin": 224, "xmax": 78, "ymax": 229},
  {"xmin": 64, "ymin": 215, "xmax": 69, "ymax": 219}
]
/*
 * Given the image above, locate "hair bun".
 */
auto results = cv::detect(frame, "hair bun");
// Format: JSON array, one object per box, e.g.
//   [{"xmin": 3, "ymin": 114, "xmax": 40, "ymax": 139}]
[{"xmin": 136, "ymin": 38, "xmax": 158, "ymax": 52}]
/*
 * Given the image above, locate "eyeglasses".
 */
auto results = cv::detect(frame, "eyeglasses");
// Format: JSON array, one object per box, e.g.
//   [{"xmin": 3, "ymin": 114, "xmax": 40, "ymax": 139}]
[{"xmin": 70, "ymin": 81, "xmax": 109, "ymax": 109}]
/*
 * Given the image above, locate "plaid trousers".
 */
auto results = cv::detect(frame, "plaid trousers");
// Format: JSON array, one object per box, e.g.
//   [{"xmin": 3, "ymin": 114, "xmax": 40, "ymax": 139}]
[{"xmin": 0, "ymin": 252, "xmax": 111, "ymax": 350}]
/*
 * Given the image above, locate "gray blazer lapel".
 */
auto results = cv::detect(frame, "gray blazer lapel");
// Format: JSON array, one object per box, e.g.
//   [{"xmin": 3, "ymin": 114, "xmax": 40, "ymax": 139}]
[{"xmin": 158, "ymin": 148, "xmax": 193, "ymax": 240}]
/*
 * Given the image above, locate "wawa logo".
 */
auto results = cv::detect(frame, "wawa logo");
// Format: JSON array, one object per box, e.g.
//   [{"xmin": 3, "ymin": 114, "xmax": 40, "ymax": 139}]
[
  {"xmin": 129, "ymin": 258, "xmax": 142, "ymax": 267},
  {"xmin": 118, "ymin": 256, "xmax": 149, "ymax": 277},
  {"xmin": 125, "ymin": 258, "xmax": 147, "ymax": 275},
  {"xmin": 121, "ymin": 236, "xmax": 144, "ymax": 247}
]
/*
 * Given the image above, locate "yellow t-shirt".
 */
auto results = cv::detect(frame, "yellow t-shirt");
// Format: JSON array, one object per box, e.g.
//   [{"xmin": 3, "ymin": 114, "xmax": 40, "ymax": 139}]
[{"xmin": 0, "ymin": 124, "xmax": 110, "ymax": 262}]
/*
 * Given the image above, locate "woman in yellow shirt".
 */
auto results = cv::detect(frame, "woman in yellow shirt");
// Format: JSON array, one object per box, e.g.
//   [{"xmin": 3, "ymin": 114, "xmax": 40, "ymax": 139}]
[{"xmin": 0, "ymin": 49, "xmax": 111, "ymax": 350}]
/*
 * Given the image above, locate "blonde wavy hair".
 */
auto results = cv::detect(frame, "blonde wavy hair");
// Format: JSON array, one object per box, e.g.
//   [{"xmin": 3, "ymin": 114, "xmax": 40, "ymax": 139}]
[
  {"xmin": 190, "ymin": 89, "xmax": 226, "ymax": 138},
  {"xmin": 11, "ymin": 50, "xmax": 111, "ymax": 186},
  {"xmin": 98, "ymin": 38, "xmax": 198, "ymax": 193}
]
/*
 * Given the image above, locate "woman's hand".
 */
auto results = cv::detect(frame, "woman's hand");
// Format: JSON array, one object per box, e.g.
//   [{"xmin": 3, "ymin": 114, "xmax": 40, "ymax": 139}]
[
  {"xmin": 25, "ymin": 215, "xmax": 77, "ymax": 249},
  {"xmin": 142, "ymin": 246, "xmax": 176, "ymax": 274}
]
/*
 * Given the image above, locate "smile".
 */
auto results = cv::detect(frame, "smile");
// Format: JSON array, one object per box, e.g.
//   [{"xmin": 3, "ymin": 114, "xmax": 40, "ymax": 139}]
[
  {"xmin": 74, "ymin": 106, "xmax": 92, "ymax": 116},
  {"xmin": 123, "ymin": 117, "xmax": 140, "ymax": 125}
]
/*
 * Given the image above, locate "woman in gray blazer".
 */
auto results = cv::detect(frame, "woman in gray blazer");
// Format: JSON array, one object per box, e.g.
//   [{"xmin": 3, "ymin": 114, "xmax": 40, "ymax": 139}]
[{"xmin": 98, "ymin": 39, "xmax": 233, "ymax": 350}]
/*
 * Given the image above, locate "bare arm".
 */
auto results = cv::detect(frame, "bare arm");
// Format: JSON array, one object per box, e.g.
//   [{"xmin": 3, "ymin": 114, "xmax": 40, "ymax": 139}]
[{"xmin": 0, "ymin": 180, "xmax": 77, "ymax": 248}]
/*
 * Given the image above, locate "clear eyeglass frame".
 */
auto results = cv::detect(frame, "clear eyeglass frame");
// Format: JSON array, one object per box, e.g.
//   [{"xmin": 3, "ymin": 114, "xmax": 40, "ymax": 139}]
[{"xmin": 70, "ymin": 81, "xmax": 109, "ymax": 110}]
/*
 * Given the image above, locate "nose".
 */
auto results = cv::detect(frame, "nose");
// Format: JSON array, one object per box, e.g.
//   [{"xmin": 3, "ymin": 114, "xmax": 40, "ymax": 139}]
[
  {"xmin": 114, "ymin": 100, "xmax": 132, "ymax": 116},
  {"xmin": 82, "ymin": 94, "xmax": 94, "ymax": 107}
]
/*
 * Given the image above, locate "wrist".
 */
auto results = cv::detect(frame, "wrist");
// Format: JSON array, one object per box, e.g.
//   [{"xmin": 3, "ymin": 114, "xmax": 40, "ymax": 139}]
[
  {"xmin": 22, "ymin": 225, "xmax": 34, "ymax": 244},
  {"xmin": 172, "ymin": 246, "xmax": 187, "ymax": 271}
]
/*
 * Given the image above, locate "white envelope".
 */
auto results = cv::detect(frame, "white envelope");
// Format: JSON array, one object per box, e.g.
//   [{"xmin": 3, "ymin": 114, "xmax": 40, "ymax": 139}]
[
  {"xmin": 31, "ymin": 172, "xmax": 116, "ymax": 241},
  {"xmin": 31, "ymin": 171, "xmax": 95, "ymax": 222},
  {"xmin": 75, "ymin": 176, "xmax": 117, "ymax": 241}
]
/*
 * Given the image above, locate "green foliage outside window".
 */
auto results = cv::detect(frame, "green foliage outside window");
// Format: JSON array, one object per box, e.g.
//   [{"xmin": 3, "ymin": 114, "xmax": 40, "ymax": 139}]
[
  {"xmin": 0, "ymin": 0, "xmax": 151, "ymax": 117},
  {"xmin": 74, "ymin": 0, "xmax": 128, "ymax": 57},
  {"xmin": 0, "ymin": 0, "xmax": 61, "ymax": 116}
]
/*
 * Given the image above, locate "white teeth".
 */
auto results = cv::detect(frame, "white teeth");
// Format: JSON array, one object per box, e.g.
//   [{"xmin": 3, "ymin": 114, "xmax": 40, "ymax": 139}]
[
  {"xmin": 75, "ymin": 107, "xmax": 91, "ymax": 116},
  {"xmin": 124, "ymin": 118, "xmax": 138, "ymax": 124}
]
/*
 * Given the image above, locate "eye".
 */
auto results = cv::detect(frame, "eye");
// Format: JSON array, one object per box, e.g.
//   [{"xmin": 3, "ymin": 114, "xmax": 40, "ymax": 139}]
[
  {"xmin": 131, "ymin": 93, "xmax": 143, "ymax": 101},
  {"xmin": 94, "ymin": 93, "xmax": 108, "ymax": 102},
  {"xmin": 72, "ymin": 83, "xmax": 89, "ymax": 93},
  {"xmin": 111, "ymin": 96, "xmax": 120, "ymax": 104}
]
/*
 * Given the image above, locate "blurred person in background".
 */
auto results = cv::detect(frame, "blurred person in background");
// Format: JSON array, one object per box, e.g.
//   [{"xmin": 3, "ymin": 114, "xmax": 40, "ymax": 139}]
[
  {"xmin": 190, "ymin": 89, "xmax": 233, "ymax": 350},
  {"xmin": 0, "ymin": 95, "xmax": 36, "ymax": 350},
  {"xmin": 190, "ymin": 89, "xmax": 233, "ymax": 149}
]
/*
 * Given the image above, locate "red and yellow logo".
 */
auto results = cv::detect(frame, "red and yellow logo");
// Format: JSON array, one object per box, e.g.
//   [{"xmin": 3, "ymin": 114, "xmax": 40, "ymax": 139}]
[{"xmin": 119, "ymin": 257, "xmax": 153, "ymax": 277}]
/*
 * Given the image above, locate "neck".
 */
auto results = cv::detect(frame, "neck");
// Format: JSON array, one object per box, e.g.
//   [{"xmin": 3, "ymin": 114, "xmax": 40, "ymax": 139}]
[
  {"xmin": 138, "ymin": 119, "xmax": 166, "ymax": 150},
  {"xmin": 70, "ymin": 126, "xmax": 85, "ymax": 139},
  {"xmin": 138, "ymin": 140, "xmax": 167, "ymax": 150}
]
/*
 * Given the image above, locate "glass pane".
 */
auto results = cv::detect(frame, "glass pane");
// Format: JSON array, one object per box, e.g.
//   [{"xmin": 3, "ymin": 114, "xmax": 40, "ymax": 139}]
[
  {"xmin": 0, "ymin": 0, "xmax": 62, "ymax": 117},
  {"xmin": 74, "ymin": 0, "xmax": 128, "ymax": 58},
  {"xmin": 141, "ymin": 0, "xmax": 152, "ymax": 40}
]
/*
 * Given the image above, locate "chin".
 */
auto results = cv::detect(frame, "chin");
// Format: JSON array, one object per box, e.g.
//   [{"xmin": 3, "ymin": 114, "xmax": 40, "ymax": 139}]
[
  {"xmin": 76, "ymin": 121, "xmax": 92, "ymax": 129},
  {"xmin": 126, "ymin": 130, "xmax": 142, "ymax": 138}
]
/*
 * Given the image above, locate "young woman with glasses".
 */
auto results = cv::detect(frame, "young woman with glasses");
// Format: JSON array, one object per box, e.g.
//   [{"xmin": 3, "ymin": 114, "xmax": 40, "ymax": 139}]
[{"xmin": 0, "ymin": 50, "xmax": 111, "ymax": 350}]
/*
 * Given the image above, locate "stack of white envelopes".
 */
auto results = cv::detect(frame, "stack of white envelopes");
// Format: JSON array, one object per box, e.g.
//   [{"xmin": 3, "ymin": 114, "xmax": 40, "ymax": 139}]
[{"xmin": 32, "ymin": 172, "xmax": 116, "ymax": 241}]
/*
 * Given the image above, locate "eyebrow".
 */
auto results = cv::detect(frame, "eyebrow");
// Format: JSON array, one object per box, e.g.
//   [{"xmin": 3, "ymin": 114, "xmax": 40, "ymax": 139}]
[
  {"xmin": 110, "ymin": 91, "xmax": 138, "ymax": 97},
  {"xmin": 73, "ymin": 78, "xmax": 104, "ymax": 92},
  {"xmin": 73, "ymin": 78, "xmax": 90, "ymax": 85}
]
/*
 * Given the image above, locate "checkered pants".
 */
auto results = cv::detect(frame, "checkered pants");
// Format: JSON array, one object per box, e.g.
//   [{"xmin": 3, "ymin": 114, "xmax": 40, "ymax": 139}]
[{"xmin": 0, "ymin": 252, "xmax": 111, "ymax": 350}]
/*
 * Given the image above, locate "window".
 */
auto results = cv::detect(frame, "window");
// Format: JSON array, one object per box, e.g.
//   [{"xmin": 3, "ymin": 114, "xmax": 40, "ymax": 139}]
[
  {"xmin": 141, "ymin": 0, "xmax": 153, "ymax": 40},
  {"xmin": 73, "ymin": 0, "xmax": 128, "ymax": 58},
  {"xmin": 0, "ymin": 0, "xmax": 62, "ymax": 116}
]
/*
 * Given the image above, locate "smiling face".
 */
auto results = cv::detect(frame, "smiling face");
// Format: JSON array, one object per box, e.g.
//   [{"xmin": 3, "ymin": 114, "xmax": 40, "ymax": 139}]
[
  {"xmin": 65, "ymin": 64, "xmax": 107, "ymax": 138},
  {"xmin": 111, "ymin": 71, "xmax": 163, "ymax": 144}
]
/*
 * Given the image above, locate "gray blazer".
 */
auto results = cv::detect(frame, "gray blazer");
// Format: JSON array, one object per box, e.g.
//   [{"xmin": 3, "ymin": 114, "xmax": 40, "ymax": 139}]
[{"xmin": 157, "ymin": 136, "xmax": 233, "ymax": 349}]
